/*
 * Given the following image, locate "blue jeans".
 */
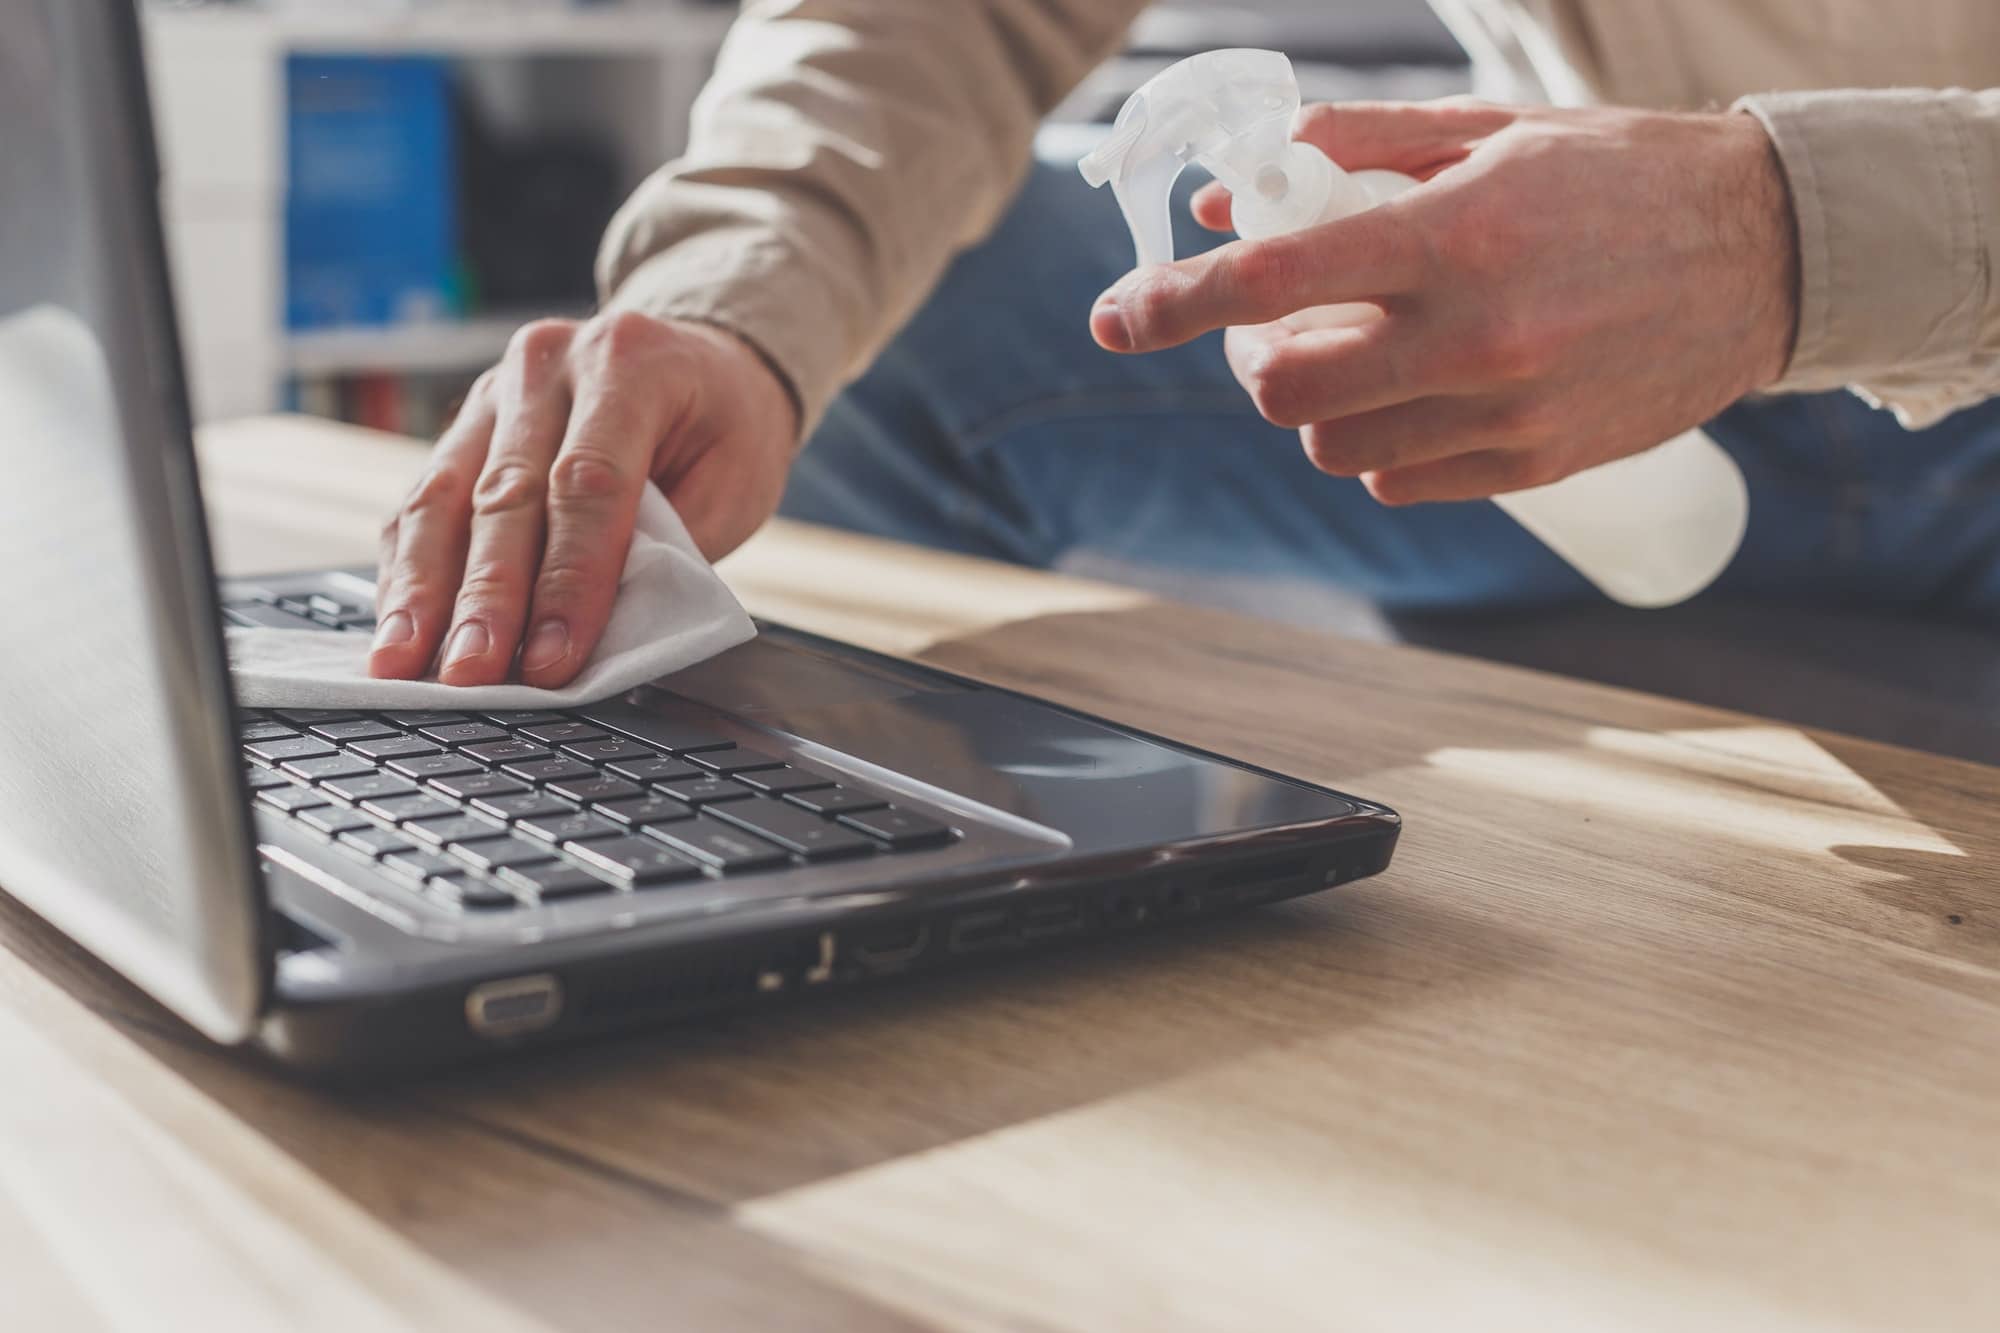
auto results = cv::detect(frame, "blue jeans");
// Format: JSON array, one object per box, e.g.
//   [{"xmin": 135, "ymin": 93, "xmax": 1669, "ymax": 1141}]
[{"xmin": 782, "ymin": 154, "xmax": 2000, "ymax": 619}]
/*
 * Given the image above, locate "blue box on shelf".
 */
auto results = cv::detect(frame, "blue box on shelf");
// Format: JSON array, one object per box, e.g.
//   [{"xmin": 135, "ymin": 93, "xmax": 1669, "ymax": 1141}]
[{"xmin": 286, "ymin": 55, "xmax": 459, "ymax": 331}]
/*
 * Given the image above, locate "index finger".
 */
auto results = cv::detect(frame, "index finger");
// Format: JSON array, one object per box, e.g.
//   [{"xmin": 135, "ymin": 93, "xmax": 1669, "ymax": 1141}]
[
  {"xmin": 514, "ymin": 384, "xmax": 659, "ymax": 687},
  {"xmin": 1092, "ymin": 207, "xmax": 1425, "ymax": 355}
]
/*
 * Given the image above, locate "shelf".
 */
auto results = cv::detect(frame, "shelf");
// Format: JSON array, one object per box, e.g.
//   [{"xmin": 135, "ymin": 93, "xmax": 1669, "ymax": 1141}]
[
  {"xmin": 146, "ymin": 3, "xmax": 735, "ymax": 57},
  {"xmin": 282, "ymin": 312, "xmax": 575, "ymax": 377}
]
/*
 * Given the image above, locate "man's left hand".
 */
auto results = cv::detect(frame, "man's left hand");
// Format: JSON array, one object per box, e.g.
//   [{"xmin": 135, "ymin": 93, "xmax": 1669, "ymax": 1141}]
[{"xmin": 1089, "ymin": 100, "xmax": 1799, "ymax": 503}]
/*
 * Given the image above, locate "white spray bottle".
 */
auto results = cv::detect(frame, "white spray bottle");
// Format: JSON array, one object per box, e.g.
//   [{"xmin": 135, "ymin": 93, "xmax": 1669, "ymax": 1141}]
[{"xmin": 1078, "ymin": 49, "xmax": 1748, "ymax": 609}]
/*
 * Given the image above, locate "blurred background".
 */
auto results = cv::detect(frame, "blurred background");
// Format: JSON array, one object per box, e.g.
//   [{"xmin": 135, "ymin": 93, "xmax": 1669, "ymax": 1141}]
[{"xmin": 142, "ymin": 0, "xmax": 1469, "ymax": 435}]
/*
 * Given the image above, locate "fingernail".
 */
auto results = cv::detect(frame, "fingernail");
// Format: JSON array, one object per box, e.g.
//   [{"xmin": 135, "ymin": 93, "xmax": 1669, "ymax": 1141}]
[
  {"xmin": 372, "ymin": 610, "xmax": 414, "ymax": 651},
  {"xmin": 444, "ymin": 621, "xmax": 489, "ymax": 668},
  {"xmin": 522, "ymin": 619, "xmax": 570, "ymax": 673},
  {"xmin": 1092, "ymin": 297, "xmax": 1132, "ymax": 352}
]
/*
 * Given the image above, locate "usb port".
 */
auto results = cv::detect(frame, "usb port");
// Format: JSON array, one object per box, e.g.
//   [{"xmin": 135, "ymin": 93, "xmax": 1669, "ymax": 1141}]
[
  {"xmin": 1019, "ymin": 897, "xmax": 1085, "ymax": 941},
  {"xmin": 946, "ymin": 909, "xmax": 1014, "ymax": 954},
  {"xmin": 465, "ymin": 973, "xmax": 563, "ymax": 1038}
]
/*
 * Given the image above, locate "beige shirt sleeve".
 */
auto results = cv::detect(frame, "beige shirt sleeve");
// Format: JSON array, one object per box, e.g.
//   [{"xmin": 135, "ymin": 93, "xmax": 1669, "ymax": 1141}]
[
  {"xmin": 595, "ymin": 0, "xmax": 1146, "ymax": 436},
  {"xmin": 1738, "ymin": 88, "xmax": 2000, "ymax": 429}
]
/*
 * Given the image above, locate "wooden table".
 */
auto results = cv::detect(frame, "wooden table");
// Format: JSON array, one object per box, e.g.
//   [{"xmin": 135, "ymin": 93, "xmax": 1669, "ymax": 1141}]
[{"xmin": 4, "ymin": 416, "xmax": 1997, "ymax": 1332}]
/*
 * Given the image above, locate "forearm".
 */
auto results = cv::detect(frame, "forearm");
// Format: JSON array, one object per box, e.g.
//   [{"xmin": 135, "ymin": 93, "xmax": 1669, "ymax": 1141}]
[
  {"xmin": 1737, "ymin": 87, "xmax": 2000, "ymax": 427},
  {"xmin": 597, "ymin": 0, "xmax": 1145, "ymax": 434}
]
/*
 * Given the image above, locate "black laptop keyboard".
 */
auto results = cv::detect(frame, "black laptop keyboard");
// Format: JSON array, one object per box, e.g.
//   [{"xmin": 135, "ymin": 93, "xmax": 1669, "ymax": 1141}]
[{"xmin": 242, "ymin": 703, "xmax": 959, "ymax": 912}]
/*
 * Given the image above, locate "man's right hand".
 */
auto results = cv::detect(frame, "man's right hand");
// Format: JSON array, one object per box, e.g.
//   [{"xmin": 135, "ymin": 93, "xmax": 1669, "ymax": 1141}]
[{"xmin": 368, "ymin": 311, "xmax": 799, "ymax": 688}]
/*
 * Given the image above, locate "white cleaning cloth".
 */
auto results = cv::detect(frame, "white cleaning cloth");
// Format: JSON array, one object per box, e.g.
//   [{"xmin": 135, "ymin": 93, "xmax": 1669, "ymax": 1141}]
[{"xmin": 227, "ymin": 485, "xmax": 756, "ymax": 710}]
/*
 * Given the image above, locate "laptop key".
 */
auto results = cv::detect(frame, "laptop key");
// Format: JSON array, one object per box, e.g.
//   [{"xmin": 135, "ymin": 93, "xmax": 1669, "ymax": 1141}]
[
  {"xmin": 338, "ymin": 826, "xmax": 417, "ymax": 859},
  {"xmin": 497, "ymin": 861, "xmax": 615, "ymax": 901},
  {"xmin": 387, "ymin": 753, "xmax": 483, "ymax": 781},
  {"xmin": 449, "ymin": 836, "xmax": 559, "ymax": 875},
  {"xmin": 240, "ymin": 721, "xmax": 299, "ymax": 744},
  {"xmin": 643, "ymin": 816, "xmax": 792, "ymax": 873},
  {"xmin": 606, "ymin": 755, "xmax": 705, "ymax": 784},
  {"xmin": 515, "ymin": 810, "xmax": 627, "ymax": 846},
  {"xmin": 708, "ymin": 800, "xmax": 876, "ymax": 861},
  {"xmin": 256, "ymin": 784, "xmax": 329, "ymax": 814},
  {"xmin": 471, "ymin": 791, "xmax": 578, "ymax": 823},
  {"xmin": 517, "ymin": 721, "xmax": 608, "ymax": 746},
  {"xmin": 733, "ymin": 765, "xmax": 836, "ymax": 795},
  {"xmin": 434, "ymin": 877, "xmax": 522, "ymax": 910},
  {"xmin": 429, "ymin": 772, "xmax": 531, "ymax": 803},
  {"xmin": 461, "ymin": 738, "xmax": 553, "ymax": 766},
  {"xmin": 687, "ymin": 747, "xmax": 787, "ymax": 777},
  {"xmin": 320, "ymin": 773, "xmax": 420, "ymax": 804},
  {"xmin": 503, "ymin": 756, "xmax": 598, "ymax": 785},
  {"xmin": 296, "ymin": 805, "xmax": 372, "ymax": 836},
  {"xmin": 225, "ymin": 602, "xmax": 326, "ymax": 631},
  {"xmin": 283, "ymin": 754, "xmax": 378, "ymax": 783},
  {"xmin": 558, "ymin": 737, "xmax": 661, "ymax": 765},
  {"xmin": 545, "ymin": 775, "xmax": 643, "ymax": 805},
  {"xmin": 361, "ymin": 791, "xmax": 459, "ymax": 825},
  {"xmin": 483, "ymin": 710, "xmax": 568, "ymax": 729},
  {"xmin": 244, "ymin": 768, "xmax": 295, "ymax": 791},
  {"xmin": 245, "ymin": 735, "xmax": 337, "ymax": 764},
  {"xmin": 595, "ymin": 793, "xmax": 696, "ymax": 828},
  {"xmin": 784, "ymin": 784, "xmax": 890, "ymax": 816},
  {"xmin": 404, "ymin": 813, "xmax": 506, "ymax": 849},
  {"xmin": 308, "ymin": 719, "xmax": 399, "ymax": 743},
  {"xmin": 274, "ymin": 709, "xmax": 353, "ymax": 727},
  {"xmin": 419, "ymin": 721, "xmax": 511, "ymax": 747},
  {"xmin": 654, "ymin": 775, "xmax": 753, "ymax": 806},
  {"xmin": 564, "ymin": 836, "xmax": 703, "ymax": 885},
  {"xmin": 347, "ymin": 734, "xmax": 442, "ymax": 762},
  {"xmin": 382, "ymin": 711, "xmax": 470, "ymax": 729},
  {"xmin": 380, "ymin": 848, "xmax": 463, "ymax": 884},
  {"xmin": 837, "ymin": 807, "xmax": 956, "ymax": 849},
  {"xmin": 582, "ymin": 706, "xmax": 736, "ymax": 754}
]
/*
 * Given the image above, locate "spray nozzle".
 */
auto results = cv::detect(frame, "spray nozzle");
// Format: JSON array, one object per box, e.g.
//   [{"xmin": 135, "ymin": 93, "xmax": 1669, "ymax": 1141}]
[{"xmin": 1079, "ymin": 48, "xmax": 1373, "ymax": 267}]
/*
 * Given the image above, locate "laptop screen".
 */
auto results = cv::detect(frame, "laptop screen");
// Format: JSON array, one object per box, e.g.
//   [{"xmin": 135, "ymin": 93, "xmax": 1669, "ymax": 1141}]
[{"xmin": 0, "ymin": 0, "xmax": 268, "ymax": 1040}]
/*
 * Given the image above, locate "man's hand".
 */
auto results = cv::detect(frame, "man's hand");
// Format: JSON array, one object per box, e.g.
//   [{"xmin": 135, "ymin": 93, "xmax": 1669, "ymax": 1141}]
[
  {"xmin": 369, "ymin": 312, "xmax": 798, "ymax": 687},
  {"xmin": 1089, "ymin": 100, "xmax": 1799, "ymax": 504}
]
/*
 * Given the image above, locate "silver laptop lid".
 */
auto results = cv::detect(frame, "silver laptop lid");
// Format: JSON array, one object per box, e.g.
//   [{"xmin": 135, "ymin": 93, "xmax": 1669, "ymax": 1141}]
[{"xmin": 0, "ymin": 0, "xmax": 267, "ymax": 1040}]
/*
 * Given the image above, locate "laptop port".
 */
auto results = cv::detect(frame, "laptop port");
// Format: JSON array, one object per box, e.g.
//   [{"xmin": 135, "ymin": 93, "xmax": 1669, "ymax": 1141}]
[
  {"xmin": 850, "ymin": 919, "xmax": 931, "ymax": 973},
  {"xmin": 946, "ymin": 908, "xmax": 1015, "ymax": 954},
  {"xmin": 465, "ymin": 973, "xmax": 563, "ymax": 1039},
  {"xmin": 1019, "ymin": 897, "xmax": 1086, "ymax": 941},
  {"xmin": 1103, "ymin": 891, "xmax": 1150, "ymax": 928}
]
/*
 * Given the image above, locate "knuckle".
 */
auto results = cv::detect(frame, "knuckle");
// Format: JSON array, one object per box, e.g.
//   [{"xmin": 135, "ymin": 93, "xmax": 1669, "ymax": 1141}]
[
  {"xmin": 533, "ymin": 561, "xmax": 609, "ymax": 609},
  {"xmin": 1474, "ymin": 316, "xmax": 1549, "ymax": 382},
  {"xmin": 507, "ymin": 318, "xmax": 577, "ymax": 366},
  {"xmin": 1120, "ymin": 273, "xmax": 1178, "ymax": 342},
  {"xmin": 470, "ymin": 461, "xmax": 548, "ymax": 517},
  {"xmin": 1499, "ymin": 449, "xmax": 1562, "ymax": 492},
  {"xmin": 549, "ymin": 446, "xmax": 630, "ymax": 505},
  {"xmin": 402, "ymin": 465, "xmax": 471, "ymax": 521},
  {"xmin": 1490, "ymin": 395, "xmax": 1557, "ymax": 443},
  {"xmin": 588, "ymin": 309, "xmax": 666, "ymax": 359},
  {"xmin": 1300, "ymin": 424, "xmax": 1344, "ymax": 475},
  {"xmin": 385, "ymin": 571, "xmax": 452, "ymax": 610},
  {"xmin": 1242, "ymin": 346, "xmax": 1313, "ymax": 429},
  {"xmin": 452, "ymin": 567, "xmax": 524, "ymax": 611}
]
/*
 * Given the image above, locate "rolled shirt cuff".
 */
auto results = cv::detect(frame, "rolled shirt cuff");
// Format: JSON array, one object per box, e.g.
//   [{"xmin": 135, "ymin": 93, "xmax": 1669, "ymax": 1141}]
[{"xmin": 1735, "ymin": 88, "xmax": 1999, "ymax": 428}]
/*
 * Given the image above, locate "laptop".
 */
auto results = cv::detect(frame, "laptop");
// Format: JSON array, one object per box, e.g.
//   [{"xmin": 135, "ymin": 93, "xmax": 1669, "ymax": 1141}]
[{"xmin": 0, "ymin": 0, "xmax": 1400, "ymax": 1076}]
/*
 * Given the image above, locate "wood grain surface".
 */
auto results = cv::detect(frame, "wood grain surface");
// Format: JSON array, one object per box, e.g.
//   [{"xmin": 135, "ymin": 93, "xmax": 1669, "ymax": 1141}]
[{"xmin": 2, "ymin": 416, "xmax": 1994, "ymax": 1331}]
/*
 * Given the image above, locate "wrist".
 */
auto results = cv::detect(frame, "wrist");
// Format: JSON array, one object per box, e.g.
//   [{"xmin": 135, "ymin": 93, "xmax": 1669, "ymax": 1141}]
[
  {"xmin": 1717, "ymin": 110, "xmax": 1801, "ymax": 393},
  {"xmin": 674, "ymin": 318, "xmax": 804, "ymax": 451}
]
